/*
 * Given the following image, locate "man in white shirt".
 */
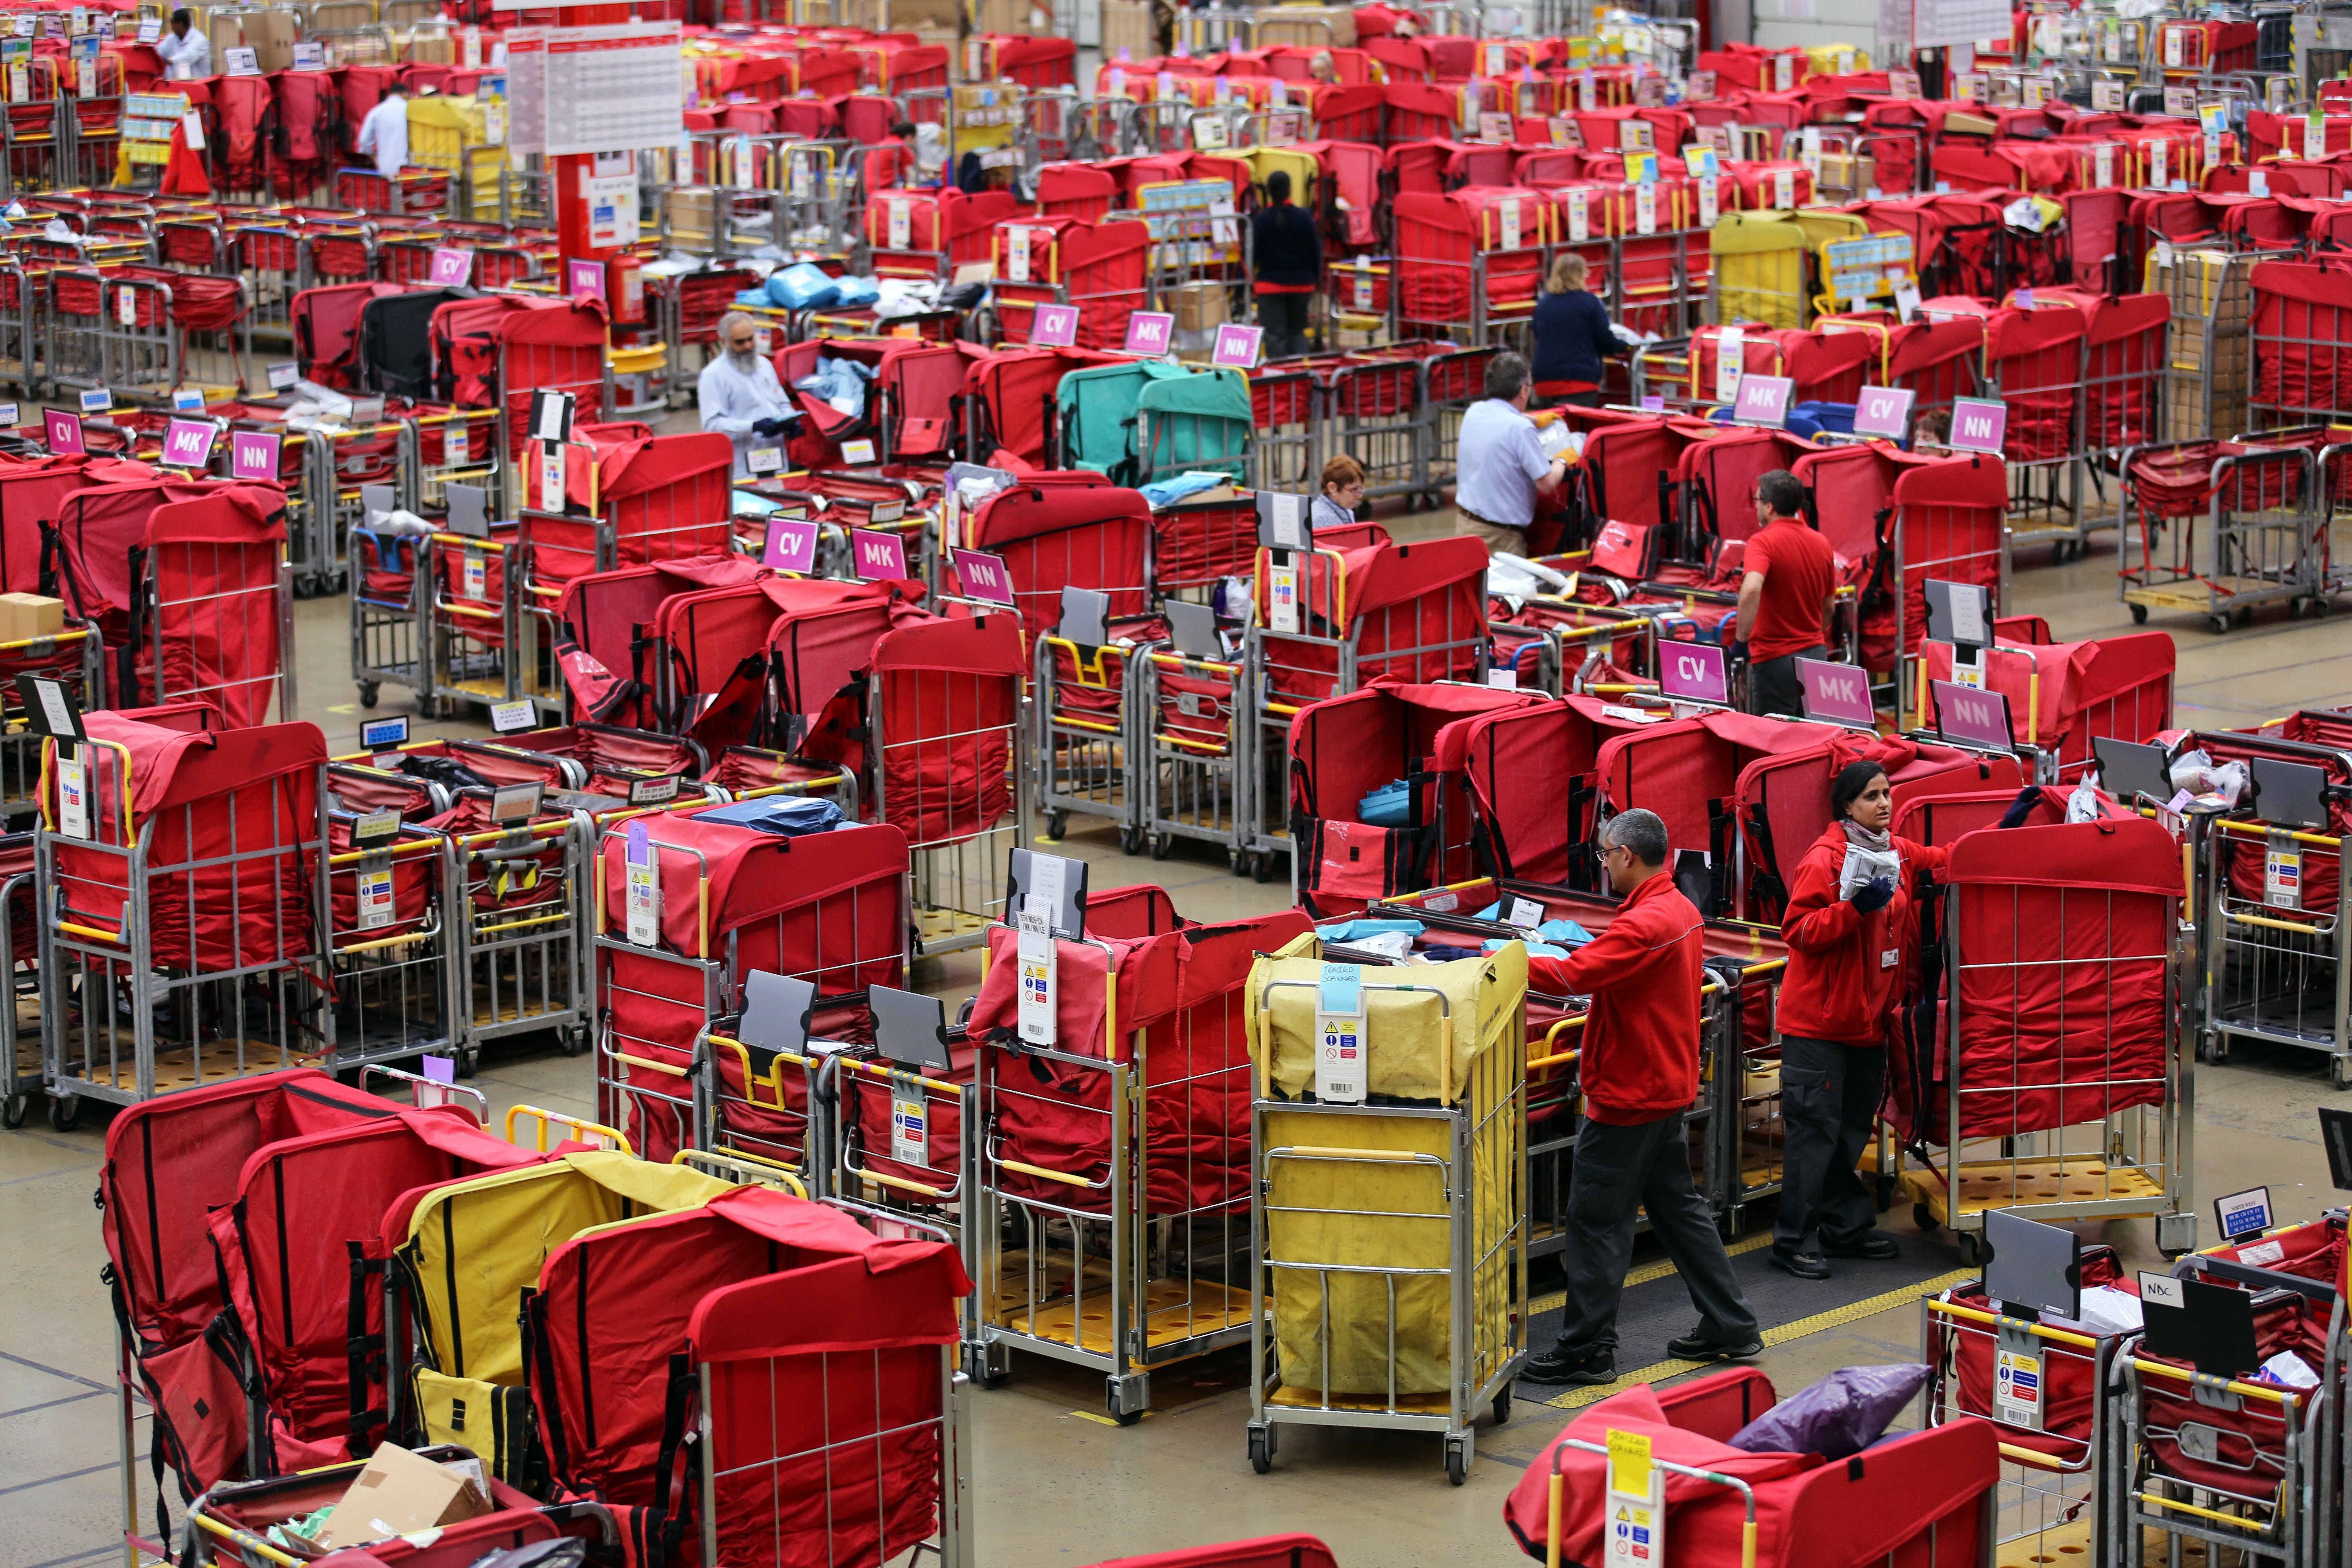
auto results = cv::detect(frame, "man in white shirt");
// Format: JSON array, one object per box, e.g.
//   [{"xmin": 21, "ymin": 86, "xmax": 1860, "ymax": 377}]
[
  {"xmin": 156, "ymin": 9, "xmax": 211, "ymax": 80},
  {"xmin": 698, "ymin": 312, "xmax": 797, "ymax": 479},
  {"xmin": 1452, "ymin": 350, "xmax": 1569, "ymax": 556},
  {"xmin": 354, "ymin": 82, "xmax": 410, "ymax": 176}
]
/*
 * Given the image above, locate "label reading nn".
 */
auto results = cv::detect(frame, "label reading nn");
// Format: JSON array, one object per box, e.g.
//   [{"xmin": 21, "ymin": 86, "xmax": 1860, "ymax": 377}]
[
  {"xmin": 564, "ymin": 258, "xmax": 606, "ymax": 302},
  {"xmin": 952, "ymin": 548, "xmax": 1016, "ymax": 607},
  {"xmin": 1933, "ymin": 681, "xmax": 2012, "ymax": 749},
  {"xmin": 229, "ymin": 430, "xmax": 281, "ymax": 481},
  {"xmin": 1949, "ymin": 398, "xmax": 2007, "ymax": 454},
  {"xmin": 1211, "ymin": 323, "xmax": 1264, "ymax": 369}
]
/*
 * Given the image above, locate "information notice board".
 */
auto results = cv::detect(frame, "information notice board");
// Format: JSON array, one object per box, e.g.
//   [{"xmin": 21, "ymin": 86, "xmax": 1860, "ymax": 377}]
[
  {"xmin": 503, "ymin": 28, "xmax": 543, "ymax": 158},
  {"xmin": 543, "ymin": 23, "xmax": 682, "ymax": 157},
  {"xmin": 502, "ymin": 22, "xmax": 680, "ymax": 160},
  {"xmin": 1909, "ymin": 0, "xmax": 2011, "ymax": 49}
]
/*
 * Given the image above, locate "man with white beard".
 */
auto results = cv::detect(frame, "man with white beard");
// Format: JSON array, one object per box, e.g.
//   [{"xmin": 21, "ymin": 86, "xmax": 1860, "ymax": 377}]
[{"xmin": 697, "ymin": 311, "xmax": 797, "ymax": 478}]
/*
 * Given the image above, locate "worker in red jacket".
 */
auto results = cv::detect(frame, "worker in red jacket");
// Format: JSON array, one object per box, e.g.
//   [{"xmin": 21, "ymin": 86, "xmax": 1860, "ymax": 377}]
[
  {"xmin": 1519, "ymin": 808, "xmax": 1760, "ymax": 1386},
  {"xmin": 1771, "ymin": 760, "xmax": 1952, "ymax": 1279}
]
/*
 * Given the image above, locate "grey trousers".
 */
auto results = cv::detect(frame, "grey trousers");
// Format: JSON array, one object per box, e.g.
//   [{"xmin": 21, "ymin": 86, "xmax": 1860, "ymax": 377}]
[
  {"xmin": 1771, "ymin": 1034, "xmax": 1886, "ymax": 1255},
  {"xmin": 1555, "ymin": 1110, "xmax": 1758, "ymax": 1354}
]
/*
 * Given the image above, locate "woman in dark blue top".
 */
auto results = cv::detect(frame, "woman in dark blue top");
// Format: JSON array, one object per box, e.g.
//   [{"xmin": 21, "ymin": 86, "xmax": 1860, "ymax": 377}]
[
  {"xmin": 1250, "ymin": 168, "xmax": 1322, "ymax": 361},
  {"xmin": 1530, "ymin": 252, "xmax": 1621, "ymax": 405}
]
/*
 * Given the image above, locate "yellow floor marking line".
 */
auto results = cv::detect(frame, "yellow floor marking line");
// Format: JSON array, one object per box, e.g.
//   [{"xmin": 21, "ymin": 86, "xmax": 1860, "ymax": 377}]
[{"xmin": 1539, "ymin": 1267, "xmax": 1978, "ymax": 1409}]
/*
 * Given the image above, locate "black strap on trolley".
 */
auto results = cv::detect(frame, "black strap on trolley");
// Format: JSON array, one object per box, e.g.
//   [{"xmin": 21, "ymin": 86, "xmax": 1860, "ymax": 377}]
[{"xmin": 345, "ymin": 1240, "xmax": 387, "ymax": 1451}]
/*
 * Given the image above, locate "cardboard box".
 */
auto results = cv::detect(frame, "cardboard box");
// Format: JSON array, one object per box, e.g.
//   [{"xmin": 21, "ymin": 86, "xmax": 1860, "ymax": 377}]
[
  {"xmin": 2149, "ymin": 247, "xmax": 2252, "ymax": 334},
  {"xmin": 1099, "ymin": 0, "xmax": 1157, "ymax": 60},
  {"xmin": 1171, "ymin": 280, "xmax": 1228, "ymax": 334},
  {"xmin": 398, "ymin": 25, "xmax": 454, "ymax": 63},
  {"xmin": 1814, "ymin": 152, "xmax": 1874, "ymax": 194},
  {"xmin": 1253, "ymin": 3, "xmax": 1353, "ymax": 47},
  {"xmin": 0, "ymin": 592, "xmax": 60, "ymax": 644},
  {"xmin": 316, "ymin": 1446, "xmax": 491, "ymax": 1552},
  {"xmin": 1939, "ymin": 112, "xmax": 1998, "ymax": 138},
  {"xmin": 973, "ymin": 0, "xmax": 1052, "ymax": 35},
  {"xmin": 846, "ymin": 0, "xmax": 958, "ymax": 29},
  {"xmin": 207, "ymin": 7, "xmax": 297, "ymax": 74},
  {"xmin": 665, "ymin": 187, "xmax": 716, "ymax": 245}
]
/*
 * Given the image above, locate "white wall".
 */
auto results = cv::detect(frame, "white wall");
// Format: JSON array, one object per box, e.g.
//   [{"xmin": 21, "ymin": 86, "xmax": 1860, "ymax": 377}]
[{"xmin": 1748, "ymin": 0, "xmax": 1882, "ymax": 62}]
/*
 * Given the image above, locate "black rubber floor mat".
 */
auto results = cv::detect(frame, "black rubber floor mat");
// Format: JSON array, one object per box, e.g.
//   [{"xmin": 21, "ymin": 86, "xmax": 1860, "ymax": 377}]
[{"xmin": 1515, "ymin": 1228, "xmax": 1973, "ymax": 1408}]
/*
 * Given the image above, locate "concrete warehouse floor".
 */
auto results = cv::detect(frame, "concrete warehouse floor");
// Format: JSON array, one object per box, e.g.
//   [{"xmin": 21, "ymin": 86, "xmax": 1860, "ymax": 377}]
[{"xmin": 4, "ymin": 429, "xmax": 2350, "ymax": 1568}]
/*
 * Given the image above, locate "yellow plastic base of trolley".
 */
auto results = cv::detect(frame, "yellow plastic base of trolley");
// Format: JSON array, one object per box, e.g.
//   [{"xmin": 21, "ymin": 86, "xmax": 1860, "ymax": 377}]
[
  {"xmin": 59, "ymin": 1041, "xmax": 314, "ymax": 1095},
  {"xmin": 2000, "ymin": 1517, "xmax": 2212, "ymax": 1568},
  {"xmin": 471, "ymin": 996, "xmax": 576, "ymax": 1029},
  {"xmin": 995, "ymin": 1275, "xmax": 1259, "ymax": 1356},
  {"xmin": 1900, "ymin": 1157, "xmax": 2167, "ymax": 1226},
  {"xmin": 916, "ymin": 906, "xmax": 990, "ymax": 940}
]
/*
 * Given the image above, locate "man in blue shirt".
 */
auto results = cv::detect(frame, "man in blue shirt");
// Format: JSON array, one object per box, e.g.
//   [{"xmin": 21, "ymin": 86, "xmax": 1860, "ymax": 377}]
[
  {"xmin": 1452, "ymin": 351, "xmax": 1568, "ymax": 556},
  {"xmin": 698, "ymin": 312, "xmax": 797, "ymax": 479}
]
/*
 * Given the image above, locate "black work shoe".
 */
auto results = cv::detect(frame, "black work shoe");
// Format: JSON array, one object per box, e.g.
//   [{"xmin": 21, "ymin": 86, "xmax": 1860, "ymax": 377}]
[
  {"xmin": 1667, "ymin": 1329, "xmax": 1764, "ymax": 1361},
  {"xmin": 1821, "ymin": 1231, "xmax": 1902, "ymax": 1261},
  {"xmin": 1769, "ymin": 1247, "xmax": 1832, "ymax": 1280},
  {"xmin": 1518, "ymin": 1345, "xmax": 1617, "ymax": 1386}
]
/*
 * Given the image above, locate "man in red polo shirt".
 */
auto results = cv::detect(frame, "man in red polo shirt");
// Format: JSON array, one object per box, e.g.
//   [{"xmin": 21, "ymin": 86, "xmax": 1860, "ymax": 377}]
[
  {"xmin": 1519, "ymin": 808, "xmax": 1760, "ymax": 1386},
  {"xmin": 1734, "ymin": 469, "xmax": 1838, "ymax": 717}
]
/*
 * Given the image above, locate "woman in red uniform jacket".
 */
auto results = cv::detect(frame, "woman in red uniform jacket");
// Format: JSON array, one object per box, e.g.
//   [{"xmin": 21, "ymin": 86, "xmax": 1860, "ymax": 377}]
[{"xmin": 1770, "ymin": 759, "xmax": 1950, "ymax": 1278}]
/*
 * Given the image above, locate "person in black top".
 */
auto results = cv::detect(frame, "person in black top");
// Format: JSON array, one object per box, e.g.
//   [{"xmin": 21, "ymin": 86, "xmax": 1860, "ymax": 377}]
[
  {"xmin": 1530, "ymin": 252, "xmax": 1621, "ymax": 406},
  {"xmin": 1250, "ymin": 169, "xmax": 1321, "ymax": 361}
]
